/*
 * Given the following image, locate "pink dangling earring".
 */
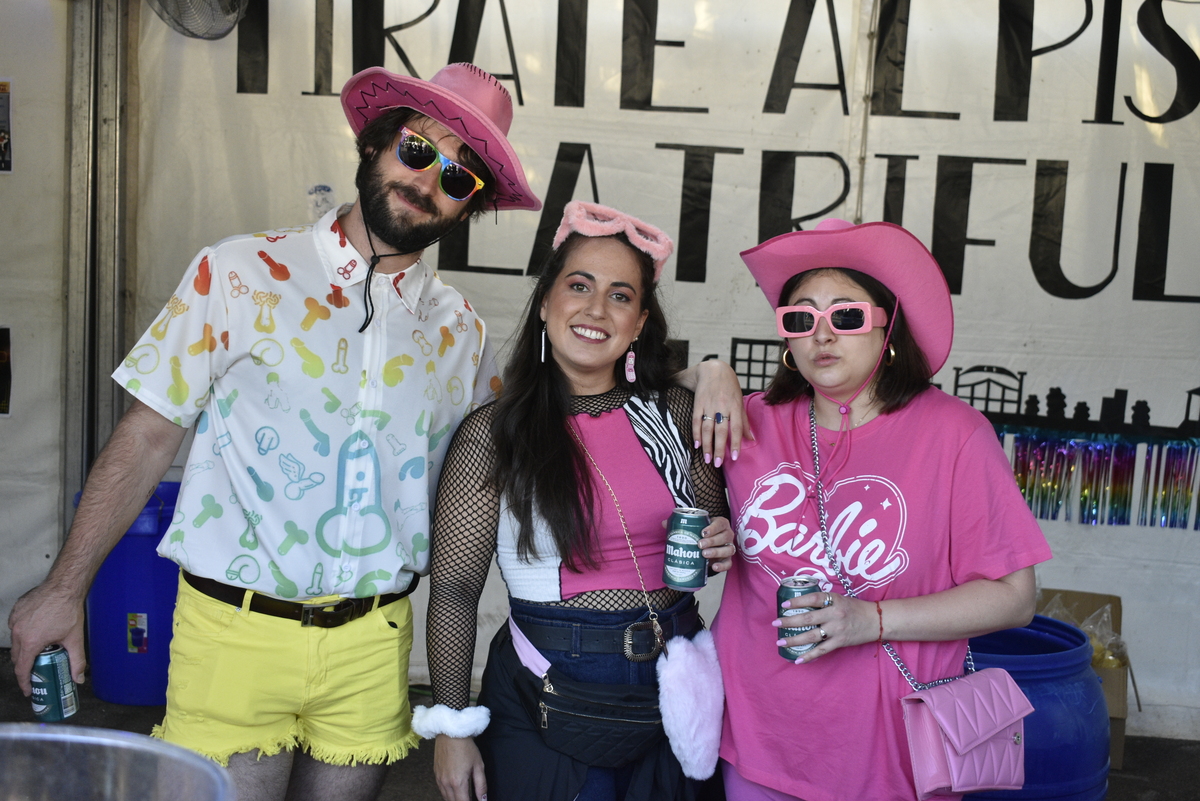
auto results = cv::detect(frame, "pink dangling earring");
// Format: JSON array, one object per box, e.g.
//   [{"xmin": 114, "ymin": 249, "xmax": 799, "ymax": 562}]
[
  {"xmin": 541, "ymin": 324, "xmax": 547, "ymax": 363},
  {"xmin": 624, "ymin": 340, "xmax": 637, "ymax": 383}
]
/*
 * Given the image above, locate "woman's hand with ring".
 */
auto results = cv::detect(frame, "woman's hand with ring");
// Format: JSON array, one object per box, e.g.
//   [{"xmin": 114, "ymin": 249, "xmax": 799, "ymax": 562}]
[
  {"xmin": 698, "ymin": 516, "xmax": 736, "ymax": 573},
  {"xmin": 688, "ymin": 360, "xmax": 748, "ymax": 467},
  {"xmin": 771, "ymin": 591, "xmax": 878, "ymax": 663}
]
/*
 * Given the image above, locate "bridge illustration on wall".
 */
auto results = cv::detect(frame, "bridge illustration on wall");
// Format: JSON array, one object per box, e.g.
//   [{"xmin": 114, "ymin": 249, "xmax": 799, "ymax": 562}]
[{"xmin": 730, "ymin": 339, "xmax": 1200, "ymax": 530}]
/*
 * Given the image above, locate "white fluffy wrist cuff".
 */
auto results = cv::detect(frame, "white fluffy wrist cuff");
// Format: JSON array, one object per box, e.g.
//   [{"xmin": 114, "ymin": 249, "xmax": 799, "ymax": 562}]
[{"xmin": 411, "ymin": 704, "xmax": 490, "ymax": 739}]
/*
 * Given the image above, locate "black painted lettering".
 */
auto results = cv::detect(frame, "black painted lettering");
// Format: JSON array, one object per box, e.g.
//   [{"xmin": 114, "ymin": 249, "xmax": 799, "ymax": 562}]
[
  {"xmin": 931, "ymin": 156, "xmax": 1026, "ymax": 294},
  {"xmin": 303, "ymin": 0, "xmax": 335, "ymax": 96},
  {"xmin": 353, "ymin": 0, "xmax": 385, "ymax": 74},
  {"xmin": 758, "ymin": 151, "xmax": 851, "ymax": 243},
  {"xmin": 657, "ymin": 144, "xmax": 745, "ymax": 282},
  {"xmin": 1085, "ymin": 0, "xmax": 1123, "ymax": 124},
  {"xmin": 526, "ymin": 143, "xmax": 600, "ymax": 275},
  {"xmin": 1133, "ymin": 163, "xmax": 1199, "ymax": 302},
  {"xmin": 995, "ymin": 0, "xmax": 1093, "ymax": 121},
  {"xmin": 383, "ymin": 1, "xmax": 442, "ymax": 79},
  {"xmin": 621, "ymin": 0, "xmax": 707, "ymax": 113},
  {"xmin": 1028, "ymin": 160, "xmax": 1122, "ymax": 298},
  {"xmin": 1124, "ymin": 0, "xmax": 1200, "ymax": 123},
  {"xmin": 236, "ymin": 0, "xmax": 269, "ymax": 95},
  {"xmin": 871, "ymin": 0, "xmax": 959, "ymax": 119},
  {"xmin": 875, "ymin": 154, "xmax": 918, "ymax": 225},
  {"xmin": 449, "ymin": 0, "xmax": 525, "ymax": 103},
  {"xmin": 995, "ymin": 0, "xmax": 1034, "ymax": 121},
  {"xmin": 763, "ymin": 0, "xmax": 849, "ymax": 115},
  {"xmin": 556, "ymin": 0, "xmax": 589, "ymax": 107}
]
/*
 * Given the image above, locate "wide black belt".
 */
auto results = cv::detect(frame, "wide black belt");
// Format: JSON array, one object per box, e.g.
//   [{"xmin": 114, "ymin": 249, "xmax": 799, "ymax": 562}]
[
  {"xmin": 182, "ymin": 571, "xmax": 418, "ymax": 628},
  {"xmin": 514, "ymin": 602, "xmax": 700, "ymax": 660}
]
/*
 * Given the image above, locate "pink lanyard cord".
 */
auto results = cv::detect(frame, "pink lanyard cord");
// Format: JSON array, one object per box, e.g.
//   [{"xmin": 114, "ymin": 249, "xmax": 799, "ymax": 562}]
[{"xmin": 806, "ymin": 298, "xmax": 900, "ymax": 484}]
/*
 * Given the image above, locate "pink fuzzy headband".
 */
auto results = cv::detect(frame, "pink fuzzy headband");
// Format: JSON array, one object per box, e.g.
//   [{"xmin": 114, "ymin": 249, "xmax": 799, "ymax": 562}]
[{"xmin": 552, "ymin": 201, "xmax": 674, "ymax": 281}]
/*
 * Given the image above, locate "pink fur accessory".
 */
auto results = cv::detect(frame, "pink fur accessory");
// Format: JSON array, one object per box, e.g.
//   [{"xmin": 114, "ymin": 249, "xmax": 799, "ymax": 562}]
[
  {"xmin": 657, "ymin": 628, "xmax": 724, "ymax": 779},
  {"xmin": 552, "ymin": 201, "xmax": 674, "ymax": 281}
]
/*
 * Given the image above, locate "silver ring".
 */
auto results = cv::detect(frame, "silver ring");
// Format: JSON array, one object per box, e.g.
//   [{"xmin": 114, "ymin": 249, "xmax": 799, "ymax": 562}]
[
  {"xmin": 818, "ymin": 627, "xmax": 828, "ymax": 641},
  {"xmin": 701, "ymin": 414, "xmax": 712, "ymax": 421},
  {"xmin": 822, "ymin": 592, "xmax": 834, "ymax": 608}
]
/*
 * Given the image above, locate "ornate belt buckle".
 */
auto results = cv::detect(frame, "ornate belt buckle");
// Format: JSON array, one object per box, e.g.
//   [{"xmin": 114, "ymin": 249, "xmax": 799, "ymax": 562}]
[{"xmin": 623, "ymin": 619, "xmax": 664, "ymax": 662}]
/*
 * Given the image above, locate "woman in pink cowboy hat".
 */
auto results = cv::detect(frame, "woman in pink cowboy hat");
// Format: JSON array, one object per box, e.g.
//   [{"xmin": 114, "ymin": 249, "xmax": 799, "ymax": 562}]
[
  {"xmin": 418, "ymin": 201, "xmax": 736, "ymax": 801},
  {"xmin": 696, "ymin": 219, "xmax": 1052, "ymax": 801}
]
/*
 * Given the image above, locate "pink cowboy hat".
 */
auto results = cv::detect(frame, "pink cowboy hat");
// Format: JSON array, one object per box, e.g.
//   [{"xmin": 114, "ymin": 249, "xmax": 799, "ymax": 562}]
[
  {"xmin": 341, "ymin": 63, "xmax": 542, "ymax": 212},
  {"xmin": 740, "ymin": 219, "xmax": 954, "ymax": 373}
]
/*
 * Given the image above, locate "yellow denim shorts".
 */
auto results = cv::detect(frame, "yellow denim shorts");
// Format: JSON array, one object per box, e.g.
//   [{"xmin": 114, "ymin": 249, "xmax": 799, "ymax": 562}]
[{"xmin": 153, "ymin": 573, "xmax": 420, "ymax": 767}]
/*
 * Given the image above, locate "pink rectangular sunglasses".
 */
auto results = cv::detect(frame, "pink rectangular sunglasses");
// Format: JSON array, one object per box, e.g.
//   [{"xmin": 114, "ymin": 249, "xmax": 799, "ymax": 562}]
[{"xmin": 776, "ymin": 302, "xmax": 888, "ymax": 338}]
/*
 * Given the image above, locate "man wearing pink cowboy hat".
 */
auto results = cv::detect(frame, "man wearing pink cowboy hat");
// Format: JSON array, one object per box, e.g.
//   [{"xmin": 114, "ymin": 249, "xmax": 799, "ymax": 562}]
[{"xmin": 9, "ymin": 64, "xmax": 540, "ymax": 801}]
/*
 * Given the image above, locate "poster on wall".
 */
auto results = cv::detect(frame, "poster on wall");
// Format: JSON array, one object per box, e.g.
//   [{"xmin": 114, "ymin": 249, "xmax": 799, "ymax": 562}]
[{"xmin": 0, "ymin": 80, "xmax": 11, "ymax": 174}]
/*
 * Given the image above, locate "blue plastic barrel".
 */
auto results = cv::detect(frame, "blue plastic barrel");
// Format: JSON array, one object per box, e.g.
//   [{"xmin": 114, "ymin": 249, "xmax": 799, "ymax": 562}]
[
  {"xmin": 964, "ymin": 615, "xmax": 1109, "ymax": 801},
  {"xmin": 84, "ymin": 482, "xmax": 181, "ymax": 705}
]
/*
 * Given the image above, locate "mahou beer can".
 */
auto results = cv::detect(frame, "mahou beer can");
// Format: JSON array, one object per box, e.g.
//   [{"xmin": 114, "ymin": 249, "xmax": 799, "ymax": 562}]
[
  {"xmin": 662, "ymin": 508, "xmax": 710, "ymax": 591},
  {"xmin": 778, "ymin": 576, "xmax": 823, "ymax": 660},
  {"xmin": 31, "ymin": 645, "xmax": 79, "ymax": 722}
]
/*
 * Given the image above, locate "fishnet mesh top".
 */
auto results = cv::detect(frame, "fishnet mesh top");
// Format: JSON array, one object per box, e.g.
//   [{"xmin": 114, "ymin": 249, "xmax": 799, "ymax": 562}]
[{"xmin": 427, "ymin": 385, "xmax": 729, "ymax": 709}]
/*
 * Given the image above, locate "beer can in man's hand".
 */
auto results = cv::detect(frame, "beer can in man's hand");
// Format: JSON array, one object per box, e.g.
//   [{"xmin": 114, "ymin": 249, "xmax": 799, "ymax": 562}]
[
  {"xmin": 778, "ymin": 576, "xmax": 823, "ymax": 660},
  {"xmin": 31, "ymin": 645, "xmax": 79, "ymax": 722},
  {"xmin": 662, "ymin": 508, "xmax": 711, "ymax": 591}
]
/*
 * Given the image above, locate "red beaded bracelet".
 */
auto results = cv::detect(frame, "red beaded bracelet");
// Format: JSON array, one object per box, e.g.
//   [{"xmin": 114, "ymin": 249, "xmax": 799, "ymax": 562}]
[{"xmin": 875, "ymin": 600, "xmax": 884, "ymax": 644}]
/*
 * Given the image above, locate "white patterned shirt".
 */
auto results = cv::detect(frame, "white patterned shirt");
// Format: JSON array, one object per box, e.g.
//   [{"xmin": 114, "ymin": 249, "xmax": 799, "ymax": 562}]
[{"xmin": 113, "ymin": 205, "xmax": 499, "ymax": 599}]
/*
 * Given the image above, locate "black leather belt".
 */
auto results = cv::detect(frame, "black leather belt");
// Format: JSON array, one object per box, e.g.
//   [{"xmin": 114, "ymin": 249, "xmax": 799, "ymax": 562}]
[
  {"xmin": 514, "ymin": 602, "xmax": 700, "ymax": 660},
  {"xmin": 182, "ymin": 571, "xmax": 418, "ymax": 628}
]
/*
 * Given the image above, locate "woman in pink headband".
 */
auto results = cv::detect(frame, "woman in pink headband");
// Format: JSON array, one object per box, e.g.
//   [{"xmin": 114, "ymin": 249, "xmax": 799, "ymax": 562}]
[
  {"xmin": 681, "ymin": 219, "xmax": 1052, "ymax": 801},
  {"xmin": 421, "ymin": 202, "xmax": 735, "ymax": 801}
]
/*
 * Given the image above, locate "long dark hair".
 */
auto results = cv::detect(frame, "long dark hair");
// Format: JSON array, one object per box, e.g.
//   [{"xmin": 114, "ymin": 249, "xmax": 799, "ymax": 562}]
[
  {"xmin": 764, "ymin": 267, "xmax": 931, "ymax": 412},
  {"xmin": 490, "ymin": 232, "xmax": 673, "ymax": 569},
  {"xmin": 355, "ymin": 107, "xmax": 496, "ymax": 219}
]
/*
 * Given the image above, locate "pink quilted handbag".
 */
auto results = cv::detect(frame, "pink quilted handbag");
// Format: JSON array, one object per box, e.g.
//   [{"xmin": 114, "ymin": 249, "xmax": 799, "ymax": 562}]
[{"xmin": 901, "ymin": 667, "xmax": 1034, "ymax": 800}]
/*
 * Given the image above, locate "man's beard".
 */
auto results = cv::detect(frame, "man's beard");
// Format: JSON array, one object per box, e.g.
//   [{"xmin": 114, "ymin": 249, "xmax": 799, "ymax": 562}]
[{"xmin": 356, "ymin": 155, "xmax": 465, "ymax": 255}]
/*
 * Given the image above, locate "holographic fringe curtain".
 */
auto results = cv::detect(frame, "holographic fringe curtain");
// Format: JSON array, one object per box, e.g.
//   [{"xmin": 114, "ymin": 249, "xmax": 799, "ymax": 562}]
[{"xmin": 1010, "ymin": 431, "xmax": 1200, "ymax": 529}]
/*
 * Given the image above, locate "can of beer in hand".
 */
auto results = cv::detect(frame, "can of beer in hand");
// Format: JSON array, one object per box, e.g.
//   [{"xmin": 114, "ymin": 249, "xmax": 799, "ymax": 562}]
[
  {"xmin": 778, "ymin": 576, "xmax": 823, "ymax": 660},
  {"xmin": 662, "ymin": 508, "xmax": 711, "ymax": 591},
  {"xmin": 31, "ymin": 645, "xmax": 79, "ymax": 722}
]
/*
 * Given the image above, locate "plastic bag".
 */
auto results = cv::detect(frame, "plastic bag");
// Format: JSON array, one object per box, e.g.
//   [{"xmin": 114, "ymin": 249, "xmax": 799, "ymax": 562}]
[
  {"xmin": 1079, "ymin": 604, "xmax": 1126, "ymax": 669},
  {"xmin": 1037, "ymin": 593, "xmax": 1079, "ymax": 628}
]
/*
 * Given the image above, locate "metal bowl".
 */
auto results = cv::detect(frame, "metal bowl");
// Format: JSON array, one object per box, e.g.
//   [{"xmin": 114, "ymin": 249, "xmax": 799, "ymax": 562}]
[{"xmin": 0, "ymin": 723, "xmax": 234, "ymax": 800}]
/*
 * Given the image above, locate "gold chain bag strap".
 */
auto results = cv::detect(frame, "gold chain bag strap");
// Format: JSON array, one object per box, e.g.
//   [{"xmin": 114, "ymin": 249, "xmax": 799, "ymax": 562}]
[{"xmin": 806, "ymin": 402, "xmax": 1033, "ymax": 799}]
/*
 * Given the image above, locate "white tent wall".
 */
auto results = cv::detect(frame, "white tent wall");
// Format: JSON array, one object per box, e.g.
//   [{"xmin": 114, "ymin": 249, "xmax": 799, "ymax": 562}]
[
  {"xmin": 0, "ymin": 3, "xmax": 71, "ymax": 648},
  {"xmin": 124, "ymin": 0, "xmax": 1199, "ymax": 741}
]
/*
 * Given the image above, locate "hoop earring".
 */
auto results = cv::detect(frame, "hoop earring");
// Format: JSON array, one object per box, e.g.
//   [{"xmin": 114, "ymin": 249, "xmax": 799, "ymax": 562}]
[
  {"xmin": 782, "ymin": 349, "xmax": 798, "ymax": 372},
  {"xmin": 624, "ymin": 339, "xmax": 637, "ymax": 383},
  {"xmin": 541, "ymin": 324, "xmax": 547, "ymax": 363},
  {"xmin": 884, "ymin": 342, "xmax": 896, "ymax": 367}
]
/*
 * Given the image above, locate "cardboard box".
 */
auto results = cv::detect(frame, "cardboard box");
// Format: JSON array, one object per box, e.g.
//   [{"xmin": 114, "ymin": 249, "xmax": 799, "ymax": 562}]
[{"xmin": 1038, "ymin": 588, "xmax": 1131, "ymax": 770}]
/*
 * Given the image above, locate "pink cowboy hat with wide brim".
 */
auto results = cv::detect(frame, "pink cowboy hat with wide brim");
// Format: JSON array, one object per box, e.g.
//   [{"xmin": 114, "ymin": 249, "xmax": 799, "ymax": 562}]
[
  {"xmin": 740, "ymin": 219, "xmax": 954, "ymax": 374},
  {"xmin": 341, "ymin": 63, "xmax": 542, "ymax": 212}
]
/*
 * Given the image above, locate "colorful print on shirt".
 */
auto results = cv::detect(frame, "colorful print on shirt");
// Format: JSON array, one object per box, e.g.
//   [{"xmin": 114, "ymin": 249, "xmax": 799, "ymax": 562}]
[{"xmin": 113, "ymin": 206, "xmax": 500, "ymax": 599}]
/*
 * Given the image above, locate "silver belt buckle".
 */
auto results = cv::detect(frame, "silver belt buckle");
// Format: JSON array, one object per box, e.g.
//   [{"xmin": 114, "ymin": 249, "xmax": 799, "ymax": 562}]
[
  {"xmin": 623, "ymin": 620, "xmax": 664, "ymax": 662},
  {"xmin": 300, "ymin": 600, "xmax": 352, "ymax": 627}
]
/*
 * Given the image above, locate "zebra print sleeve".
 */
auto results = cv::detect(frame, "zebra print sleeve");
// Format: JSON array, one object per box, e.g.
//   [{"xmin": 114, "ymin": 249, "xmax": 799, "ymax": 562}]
[
  {"xmin": 662, "ymin": 386, "xmax": 729, "ymax": 520},
  {"xmin": 625, "ymin": 392, "xmax": 697, "ymax": 509}
]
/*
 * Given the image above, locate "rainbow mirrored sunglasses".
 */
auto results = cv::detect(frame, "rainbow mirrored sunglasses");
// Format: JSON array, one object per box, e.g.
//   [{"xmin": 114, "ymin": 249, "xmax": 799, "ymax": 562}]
[
  {"xmin": 395, "ymin": 127, "xmax": 486, "ymax": 202},
  {"xmin": 776, "ymin": 302, "xmax": 888, "ymax": 338}
]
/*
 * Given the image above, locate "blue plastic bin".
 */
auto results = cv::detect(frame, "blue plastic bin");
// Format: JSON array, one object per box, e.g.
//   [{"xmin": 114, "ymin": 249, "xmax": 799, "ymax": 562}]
[
  {"xmin": 84, "ymin": 482, "xmax": 181, "ymax": 706},
  {"xmin": 965, "ymin": 615, "xmax": 1109, "ymax": 801}
]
